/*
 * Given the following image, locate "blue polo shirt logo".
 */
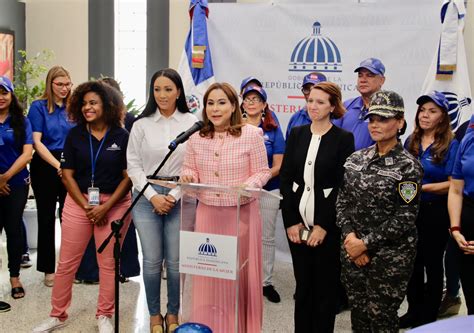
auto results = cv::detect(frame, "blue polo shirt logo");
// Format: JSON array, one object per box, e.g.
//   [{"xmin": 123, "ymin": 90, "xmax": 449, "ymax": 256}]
[{"xmin": 106, "ymin": 143, "xmax": 121, "ymax": 151}]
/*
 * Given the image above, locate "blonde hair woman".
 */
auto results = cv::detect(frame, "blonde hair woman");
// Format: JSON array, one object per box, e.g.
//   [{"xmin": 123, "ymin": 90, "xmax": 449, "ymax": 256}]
[{"xmin": 27, "ymin": 65, "xmax": 74, "ymax": 287}]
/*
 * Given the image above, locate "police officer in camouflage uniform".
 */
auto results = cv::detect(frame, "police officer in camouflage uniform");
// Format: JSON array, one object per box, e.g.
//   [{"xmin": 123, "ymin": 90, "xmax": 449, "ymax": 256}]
[{"xmin": 336, "ymin": 90, "xmax": 423, "ymax": 333}]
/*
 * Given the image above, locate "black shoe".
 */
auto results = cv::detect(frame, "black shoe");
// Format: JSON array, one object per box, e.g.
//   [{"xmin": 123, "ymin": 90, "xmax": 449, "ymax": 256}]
[
  {"xmin": 20, "ymin": 254, "xmax": 32, "ymax": 268},
  {"xmin": 0, "ymin": 301, "xmax": 11, "ymax": 313},
  {"xmin": 263, "ymin": 285, "xmax": 281, "ymax": 303},
  {"xmin": 399, "ymin": 312, "xmax": 419, "ymax": 329}
]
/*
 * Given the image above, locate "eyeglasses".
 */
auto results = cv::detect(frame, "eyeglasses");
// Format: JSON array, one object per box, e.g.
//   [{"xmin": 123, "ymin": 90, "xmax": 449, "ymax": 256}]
[
  {"xmin": 53, "ymin": 82, "xmax": 73, "ymax": 89},
  {"xmin": 243, "ymin": 97, "xmax": 262, "ymax": 104},
  {"xmin": 301, "ymin": 86, "xmax": 313, "ymax": 95}
]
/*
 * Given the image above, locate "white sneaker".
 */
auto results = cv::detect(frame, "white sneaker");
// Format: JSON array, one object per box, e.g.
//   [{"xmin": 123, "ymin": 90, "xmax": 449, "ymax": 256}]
[
  {"xmin": 32, "ymin": 317, "xmax": 67, "ymax": 332},
  {"xmin": 97, "ymin": 315, "xmax": 114, "ymax": 333}
]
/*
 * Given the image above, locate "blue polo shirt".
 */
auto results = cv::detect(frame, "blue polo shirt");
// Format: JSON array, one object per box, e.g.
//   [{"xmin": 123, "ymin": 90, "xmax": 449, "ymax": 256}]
[
  {"xmin": 61, "ymin": 124, "xmax": 129, "ymax": 194},
  {"xmin": 261, "ymin": 119, "xmax": 285, "ymax": 192},
  {"xmin": 467, "ymin": 114, "xmax": 474, "ymax": 136},
  {"xmin": 405, "ymin": 137, "xmax": 459, "ymax": 201},
  {"xmin": 28, "ymin": 99, "xmax": 74, "ymax": 151},
  {"xmin": 334, "ymin": 96, "xmax": 374, "ymax": 151},
  {"xmin": 286, "ymin": 106, "xmax": 311, "ymax": 140},
  {"xmin": 0, "ymin": 116, "xmax": 33, "ymax": 186},
  {"xmin": 453, "ymin": 129, "xmax": 474, "ymax": 199}
]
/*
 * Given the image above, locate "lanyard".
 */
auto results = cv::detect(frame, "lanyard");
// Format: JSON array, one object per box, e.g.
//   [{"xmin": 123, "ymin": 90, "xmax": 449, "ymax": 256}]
[{"xmin": 88, "ymin": 127, "xmax": 109, "ymax": 187}]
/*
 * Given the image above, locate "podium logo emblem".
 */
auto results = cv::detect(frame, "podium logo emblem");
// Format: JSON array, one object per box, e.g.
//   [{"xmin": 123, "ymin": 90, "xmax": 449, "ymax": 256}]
[{"xmin": 198, "ymin": 238, "xmax": 217, "ymax": 257}]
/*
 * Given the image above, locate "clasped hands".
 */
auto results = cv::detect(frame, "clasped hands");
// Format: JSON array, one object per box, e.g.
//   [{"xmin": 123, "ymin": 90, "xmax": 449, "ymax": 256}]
[
  {"xmin": 286, "ymin": 223, "xmax": 327, "ymax": 247},
  {"xmin": 151, "ymin": 194, "xmax": 176, "ymax": 215},
  {"xmin": 0, "ymin": 174, "xmax": 10, "ymax": 196},
  {"xmin": 344, "ymin": 232, "xmax": 370, "ymax": 267},
  {"xmin": 83, "ymin": 203, "xmax": 109, "ymax": 226},
  {"xmin": 451, "ymin": 231, "xmax": 474, "ymax": 255}
]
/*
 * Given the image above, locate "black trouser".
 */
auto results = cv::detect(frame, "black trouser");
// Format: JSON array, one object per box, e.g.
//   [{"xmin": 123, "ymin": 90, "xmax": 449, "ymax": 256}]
[
  {"xmin": 459, "ymin": 195, "xmax": 474, "ymax": 315},
  {"xmin": 406, "ymin": 199, "xmax": 450, "ymax": 324},
  {"xmin": 288, "ymin": 229, "xmax": 340, "ymax": 333},
  {"xmin": 76, "ymin": 222, "xmax": 140, "ymax": 280},
  {"xmin": 30, "ymin": 151, "xmax": 67, "ymax": 273},
  {"xmin": 0, "ymin": 185, "xmax": 28, "ymax": 277}
]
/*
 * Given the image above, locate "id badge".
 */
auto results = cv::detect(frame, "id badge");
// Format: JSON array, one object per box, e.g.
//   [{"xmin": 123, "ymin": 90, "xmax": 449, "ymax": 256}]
[{"xmin": 88, "ymin": 187, "xmax": 100, "ymax": 206}]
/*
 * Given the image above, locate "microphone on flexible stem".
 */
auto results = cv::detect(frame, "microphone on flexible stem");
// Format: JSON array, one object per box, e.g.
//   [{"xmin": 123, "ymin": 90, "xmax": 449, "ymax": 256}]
[{"xmin": 168, "ymin": 121, "xmax": 204, "ymax": 150}]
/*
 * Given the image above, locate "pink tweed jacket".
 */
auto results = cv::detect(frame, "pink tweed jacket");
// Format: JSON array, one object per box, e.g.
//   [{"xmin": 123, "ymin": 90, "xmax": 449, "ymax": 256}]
[{"xmin": 181, "ymin": 124, "xmax": 272, "ymax": 206}]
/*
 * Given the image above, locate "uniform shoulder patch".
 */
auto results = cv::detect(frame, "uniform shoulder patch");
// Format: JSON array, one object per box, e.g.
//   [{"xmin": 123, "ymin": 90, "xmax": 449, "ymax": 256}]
[{"xmin": 398, "ymin": 181, "xmax": 418, "ymax": 204}]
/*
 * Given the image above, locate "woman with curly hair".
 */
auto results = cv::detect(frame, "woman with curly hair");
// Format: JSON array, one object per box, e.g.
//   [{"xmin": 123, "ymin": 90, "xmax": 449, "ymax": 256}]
[
  {"xmin": 33, "ymin": 81, "xmax": 132, "ymax": 333},
  {"xmin": 27, "ymin": 66, "xmax": 74, "ymax": 287},
  {"xmin": 399, "ymin": 91, "xmax": 459, "ymax": 328},
  {"xmin": 0, "ymin": 76, "xmax": 33, "ymax": 300}
]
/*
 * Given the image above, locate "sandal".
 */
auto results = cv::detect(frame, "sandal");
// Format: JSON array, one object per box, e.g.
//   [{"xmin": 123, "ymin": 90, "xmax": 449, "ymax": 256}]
[{"xmin": 11, "ymin": 286, "xmax": 25, "ymax": 299}]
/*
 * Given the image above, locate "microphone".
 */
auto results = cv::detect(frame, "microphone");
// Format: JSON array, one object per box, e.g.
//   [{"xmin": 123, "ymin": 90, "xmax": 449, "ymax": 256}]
[{"xmin": 168, "ymin": 121, "xmax": 204, "ymax": 150}]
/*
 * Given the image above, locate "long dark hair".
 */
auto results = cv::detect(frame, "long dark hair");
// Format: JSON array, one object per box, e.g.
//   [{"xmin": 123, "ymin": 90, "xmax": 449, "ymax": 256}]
[
  {"xmin": 67, "ymin": 81, "xmax": 124, "ymax": 128},
  {"xmin": 407, "ymin": 103, "xmax": 453, "ymax": 164},
  {"xmin": 139, "ymin": 68, "xmax": 190, "ymax": 119},
  {"xmin": 3, "ymin": 89, "xmax": 27, "ymax": 148}
]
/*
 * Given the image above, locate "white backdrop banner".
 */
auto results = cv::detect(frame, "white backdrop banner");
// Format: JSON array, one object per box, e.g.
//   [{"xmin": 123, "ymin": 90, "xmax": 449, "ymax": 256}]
[{"xmin": 207, "ymin": 1, "xmax": 441, "ymax": 136}]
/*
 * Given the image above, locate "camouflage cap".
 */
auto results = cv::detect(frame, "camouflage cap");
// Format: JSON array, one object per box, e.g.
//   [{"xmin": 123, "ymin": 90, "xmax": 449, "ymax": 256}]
[{"xmin": 365, "ymin": 90, "xmax": 405, "ymax": 119}]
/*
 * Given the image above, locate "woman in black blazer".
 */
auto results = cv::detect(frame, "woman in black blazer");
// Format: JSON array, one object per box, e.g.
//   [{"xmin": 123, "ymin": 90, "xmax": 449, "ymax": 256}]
[{"xmin": 280, "ymin": 82, "xmax": 354, "ymax": 333}]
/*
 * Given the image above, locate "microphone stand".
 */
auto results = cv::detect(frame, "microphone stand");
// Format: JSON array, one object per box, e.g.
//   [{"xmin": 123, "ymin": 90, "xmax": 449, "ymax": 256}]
[{"xmin": 98, "ymin": 145, "xmax": 179, "ymax": 333}]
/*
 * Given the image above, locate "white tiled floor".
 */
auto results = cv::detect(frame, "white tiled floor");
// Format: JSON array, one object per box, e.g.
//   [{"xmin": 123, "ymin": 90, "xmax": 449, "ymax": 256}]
[{"xmin": 0, "ymin": 217, "xmax": 468, "ymax": 332}]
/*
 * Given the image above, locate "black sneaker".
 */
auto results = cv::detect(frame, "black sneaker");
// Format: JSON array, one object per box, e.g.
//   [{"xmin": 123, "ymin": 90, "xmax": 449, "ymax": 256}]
[
  {"xmin": 0, "ymin": 301, "xmax": 11, "ymax": 313},
  {"xmin": 20, "ymin": 254, "xmax": 32, "ymax": 268},
  {"xmin": 263, "ymin": 285, "xmax": 281, "ymax": 303}
]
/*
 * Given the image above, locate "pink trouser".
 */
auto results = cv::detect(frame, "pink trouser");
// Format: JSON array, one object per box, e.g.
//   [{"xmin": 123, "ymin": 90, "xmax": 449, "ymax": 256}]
[{"xmin": 50, "ymin": 193, "xmax": 131, "ymax": 320}]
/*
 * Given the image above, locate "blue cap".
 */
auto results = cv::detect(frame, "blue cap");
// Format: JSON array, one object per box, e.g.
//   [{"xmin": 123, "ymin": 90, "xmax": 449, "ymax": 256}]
[
  {"xmin": 0, "ymin": 76, "xmax": 14, "ymax": 92},
  {"xmin": 240, "ymin": 76, "xmax": 262, "ymax": 92},
  {"xmin": 242, "ymin": 85, "xmax": 267, "ymax": 102},
  {"xmin": 416, "ymin": 90, "xmax": 449, "ymax": 112},
  {"xmin": 354, "ymin": 58, "xmax": 385, "ymax": 76},
  {"xmin": 302, "ymin": 72, "xmax": 327, "ymax": 87}
]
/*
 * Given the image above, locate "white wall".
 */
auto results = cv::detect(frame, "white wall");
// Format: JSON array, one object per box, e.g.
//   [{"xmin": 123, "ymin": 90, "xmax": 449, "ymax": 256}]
[
  {"xmin": 25, "ymin": 0, "xmax": 88, "ymax": 85},
  {"xmin": 169, "ymin": 0, "xmax": 189, "ymax": 69}
]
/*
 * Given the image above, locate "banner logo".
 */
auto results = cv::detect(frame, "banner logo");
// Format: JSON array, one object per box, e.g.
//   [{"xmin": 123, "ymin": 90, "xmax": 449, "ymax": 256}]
[
  {"xmin": 443, "ymin": 91, "xmax": 472, "ymax": 129},
  {"xmin": 198, "ymin": 238, "xmax": 217, "ymax": 257},
  {"xmin": 289, "ymin": 21, "xmax": 342, "ymax": 73}
]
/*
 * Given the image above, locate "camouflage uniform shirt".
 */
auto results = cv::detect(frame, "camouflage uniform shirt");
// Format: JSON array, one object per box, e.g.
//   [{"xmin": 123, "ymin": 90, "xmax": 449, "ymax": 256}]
[{"xmin": 336, "ymin": 142, "xmax": 423, "ymax": 255}]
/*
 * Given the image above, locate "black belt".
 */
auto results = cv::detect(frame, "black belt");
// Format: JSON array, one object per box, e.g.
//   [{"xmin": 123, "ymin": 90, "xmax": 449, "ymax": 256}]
[{"xmin": 147, "ymin": 175, "xmax": 179, "ymax": 182}]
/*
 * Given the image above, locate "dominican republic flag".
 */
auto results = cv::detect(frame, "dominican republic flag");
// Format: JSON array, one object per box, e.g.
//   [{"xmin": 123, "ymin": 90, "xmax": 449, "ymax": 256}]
[
  {"xmin": 421, "ymin": 0, "xmax": 472, "ymax": 131},
  {"xmin": 178, "ymin": 0, "xmax": 215, "ymax": 119}
]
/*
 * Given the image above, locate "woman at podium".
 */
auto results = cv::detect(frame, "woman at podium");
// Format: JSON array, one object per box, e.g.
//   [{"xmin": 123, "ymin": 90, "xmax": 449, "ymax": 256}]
[{"xmin": 180, "ymin": 82, "xmax": 271, "ymax": 333}]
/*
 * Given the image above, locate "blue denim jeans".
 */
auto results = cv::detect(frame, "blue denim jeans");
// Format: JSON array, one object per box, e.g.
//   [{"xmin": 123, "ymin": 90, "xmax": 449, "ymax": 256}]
[{"xmin": 132, "ymin": 184, "xmax": 180, "ymax": 316}]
